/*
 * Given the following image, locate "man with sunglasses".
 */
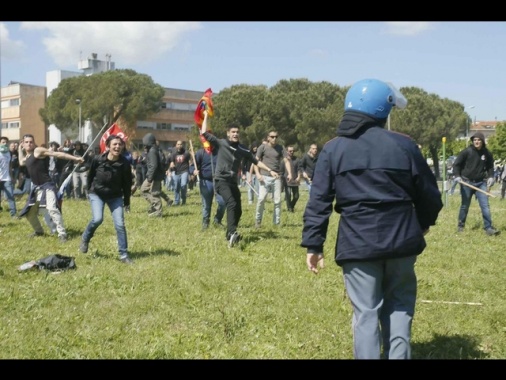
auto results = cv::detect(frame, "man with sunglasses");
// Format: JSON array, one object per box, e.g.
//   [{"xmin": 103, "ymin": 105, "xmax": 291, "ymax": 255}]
[{"xmin": 253, "ymin": 131, "xmax": 292, "ymax": 228}]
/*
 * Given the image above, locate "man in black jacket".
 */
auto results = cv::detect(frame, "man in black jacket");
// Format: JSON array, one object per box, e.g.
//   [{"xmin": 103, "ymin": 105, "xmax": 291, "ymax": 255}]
[
  {"xmin": 140, "ymin": 133, "xmax": 166, "ymax": 217},
  {"xmin": 201, "ymin": 111, "xmax": 276, "ymax": 248},
  {"xmin": 301, "ymin": 78, "xmax": 442, "ymax": 359},
  {"xmin": 452, "ymin": 132, "xmax": 499, "ymax": 235}
]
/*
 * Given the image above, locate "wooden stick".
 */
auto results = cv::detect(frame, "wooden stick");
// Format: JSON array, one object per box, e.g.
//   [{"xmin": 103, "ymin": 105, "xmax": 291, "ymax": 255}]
[
  {"xmin": 458, "ymin": 180, "xmax": 496, "ymax": 197},
  {"xmin": 420, "ymin": 299, "xmax": 483, "ymax": 306},
  {"xmin": 188, "ymin": 139, "xmax": 199, "ymax": 182}
]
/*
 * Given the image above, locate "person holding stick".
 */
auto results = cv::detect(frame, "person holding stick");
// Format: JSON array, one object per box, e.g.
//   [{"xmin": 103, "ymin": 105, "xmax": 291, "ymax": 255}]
[
  {"xmin": 18, "ymin": 134, "xmax": 84, "ymax": 242},
  {"xmin": 453, "ymin": 132, "xmax": 499, "ymax": 235}
]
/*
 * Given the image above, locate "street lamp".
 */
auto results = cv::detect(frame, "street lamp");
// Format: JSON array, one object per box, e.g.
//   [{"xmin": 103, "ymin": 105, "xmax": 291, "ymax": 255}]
[
  {"xmin": 76, "ymin": 99, "xmax": 82, "ymax": 141},
  {"xmin": 465, "ymin": 105, "xmax": 475, "ymax": 139}
]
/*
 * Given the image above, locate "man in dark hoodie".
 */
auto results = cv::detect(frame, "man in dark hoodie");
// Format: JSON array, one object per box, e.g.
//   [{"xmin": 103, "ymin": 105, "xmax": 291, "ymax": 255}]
[
  {"xmin": 140, "ymin": 133, "xmax": 166, "ymax": 217},
  {"xmin": 301, "ymin": 78, "xmax": 443, "ymax": 359},
  {"xmin": 452, "ymin": 131, "xmax": 499, "ymax": 235}
]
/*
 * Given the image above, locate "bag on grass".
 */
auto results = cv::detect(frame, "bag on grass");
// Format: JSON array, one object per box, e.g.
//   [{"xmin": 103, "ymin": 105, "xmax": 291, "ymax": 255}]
[{"xmin": 36, "ymin": 254, "xmax": 77, "ymax": 271}]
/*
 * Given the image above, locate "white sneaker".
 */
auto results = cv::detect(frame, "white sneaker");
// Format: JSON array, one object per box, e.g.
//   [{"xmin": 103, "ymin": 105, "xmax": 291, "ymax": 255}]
[{"xmin": 228, "ymin": 231, "xmax": 241, "ymax": 248}]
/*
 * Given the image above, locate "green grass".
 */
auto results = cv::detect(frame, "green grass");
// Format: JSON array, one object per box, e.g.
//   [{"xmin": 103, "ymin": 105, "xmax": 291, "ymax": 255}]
[{"xmin": 0, "ymin": 185, "xmax": 505, "ymax": 359}]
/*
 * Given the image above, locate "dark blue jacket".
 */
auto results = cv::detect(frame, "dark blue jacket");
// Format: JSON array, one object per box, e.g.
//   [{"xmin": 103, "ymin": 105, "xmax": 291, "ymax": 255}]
[
  {"xmin": 195, "ymin": 148, "xmax": 218, "ymax": 181},
  {"xmin": 301, "ymin": 111, "xmax": 443, "ymax": 266}
]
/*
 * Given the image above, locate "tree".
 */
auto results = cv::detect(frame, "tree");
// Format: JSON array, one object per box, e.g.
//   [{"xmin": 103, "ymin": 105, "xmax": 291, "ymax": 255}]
[
  {"xmin": 394, "ymin": 87, "xmax": 468, "ymax": 179},
  {"xmin": 485, "ymin": 121, "xmax": 506, "ymax": 162},
  {"xmin": 40, "ymin": 69, "xmax": 165, "ymax": 141},
  {"xmin": 210, "ymin": 79, "xmax": 346, "ymax": 152}
]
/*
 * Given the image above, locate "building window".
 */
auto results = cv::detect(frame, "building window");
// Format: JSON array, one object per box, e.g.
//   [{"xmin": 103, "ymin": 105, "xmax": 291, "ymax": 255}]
[
  {"xmin": 166, "ymin": 102, "xmax": 194, "ymax": 111},
  {"xmin": 1, "ymin": 99, "xmax": 20, "ymax": 108},
  {"xmin": 173, "ymin": 123, "xmax": 193, "ymax": 131}
]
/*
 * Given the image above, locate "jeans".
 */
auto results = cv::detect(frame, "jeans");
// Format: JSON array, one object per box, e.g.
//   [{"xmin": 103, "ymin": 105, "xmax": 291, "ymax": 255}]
[
  {"xmin": 458, "ymin": 180, "xmax": 493, "ymax": 230},
  {"xmin": 0, "ymin": 180, "xmax": 17, "ymax": 216},
  {"xmin": 82, "ymin": 193, "xmax": 128, "ymax": 259},
  {"xmin": 246, "ymin": 173, "xmax": 258, "ymax": 204},
  {"xmin": 343, "ymin": 256, "xmax": 417, "ymax": 359},
  {"xmin": 255, "ymin": 175, "xmax": 282, "ymax": 225},
  {"xmin": 14, "ymin": 177, "xmax": 32, "ymax": 196},
  {"xmin": 173, "ymin": 171, "xmax": 188, "ymax": 205},
  {"xmin": 449, "ymin": 177, "xmax": 459, "ymax": 195},
  {"xmin": 26, "ymin": 186, "xmax": 66, "ymax": 237},
  {"xmin": 284, "ymin": 184, "xmax": 300, "ymax": 212},
  {"xmin": 72, "ymin": 171, "xmax": 88, "ymax": 199},
  {"xmin": 304, "ymin": 179, "xmax": 312, "ymax": 193},
  {"xmin": 199, "ymin": 178, "xmax": 225, "ymax": 224},
  {"xmin": 166, "ymin": 173, "xmax": 174, "ymax": 191}
]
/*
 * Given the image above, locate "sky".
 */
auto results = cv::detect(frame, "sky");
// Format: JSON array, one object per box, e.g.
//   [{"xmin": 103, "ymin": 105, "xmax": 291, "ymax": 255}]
[{"xmin": 1, "ymin": 21, "xmax": 505, "ymax": 122}]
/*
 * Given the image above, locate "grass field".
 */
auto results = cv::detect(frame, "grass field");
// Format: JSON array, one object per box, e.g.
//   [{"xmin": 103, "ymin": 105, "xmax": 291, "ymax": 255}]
[{"xmin": 0, "ymin": 184, "xmax": 505, "ymax": 359}]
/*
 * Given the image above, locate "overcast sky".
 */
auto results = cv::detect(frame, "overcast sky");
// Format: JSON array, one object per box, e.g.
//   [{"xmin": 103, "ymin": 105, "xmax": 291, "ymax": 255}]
[{"xmin": 1, "ymin": 21, "xmax": 504, "ymax": 122}]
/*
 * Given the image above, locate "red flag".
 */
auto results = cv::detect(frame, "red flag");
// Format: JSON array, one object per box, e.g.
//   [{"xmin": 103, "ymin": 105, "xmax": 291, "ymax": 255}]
[
  {"xmin": 194, "ymin": 88, "xmax": 214, "ymax": 154},
  {"xmin": 100, "ymin": 123, "xmax": 129, "ymax": 153},
  {"xmin": 194, "ymin": 88, "xmax": 214, "ymax": 127}
]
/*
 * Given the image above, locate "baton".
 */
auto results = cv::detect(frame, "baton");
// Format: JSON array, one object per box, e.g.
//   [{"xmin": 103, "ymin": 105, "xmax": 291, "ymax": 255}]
[
  {"xmin": 458, "ymin": 180, "xmax": 496, "ymax": 198},
  {"xmin": 244, "ymin": 178, "xmax": 259, "ymax": 197}
]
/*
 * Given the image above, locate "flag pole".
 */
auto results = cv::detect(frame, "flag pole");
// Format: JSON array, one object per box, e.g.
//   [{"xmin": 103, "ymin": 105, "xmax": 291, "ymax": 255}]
[
  {"xmin": 188, "ymin": 139, "xmax": 199, "ymax": 182},
  {"xmin": 58, "ymin": 120, "xmax": 110, "ymax": 197}
]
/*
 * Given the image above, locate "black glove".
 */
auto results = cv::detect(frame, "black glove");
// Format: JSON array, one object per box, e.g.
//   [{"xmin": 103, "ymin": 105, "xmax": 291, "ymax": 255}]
[{"xmin": 124, "ymin": 205, "xmax": 130, "ymax": 213}]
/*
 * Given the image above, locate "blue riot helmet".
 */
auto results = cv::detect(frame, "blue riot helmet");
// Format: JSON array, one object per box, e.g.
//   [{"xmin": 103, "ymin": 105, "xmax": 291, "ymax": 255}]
[{"xmin": 344, "ymin": 79, "xmax": 407, "ymax": 119}]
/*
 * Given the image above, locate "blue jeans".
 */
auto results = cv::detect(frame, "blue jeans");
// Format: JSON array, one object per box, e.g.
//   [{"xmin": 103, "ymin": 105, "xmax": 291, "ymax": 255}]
[
  {"xmin": 0, "ymin": 180, "xmax": 17, "ymax": 216},
  {"xmin": 14, "ymin": 177, "xmax": 32, "ymax": 196},
  {"xmin": 199, "ymin": 178, "xmax": 225, "ymax": 224},
  {"xmin": 173, "ymin": 171, "xmax": 188, "ymax": 205},
  {"xmin": 458, "ymin": 180, "xmax": 493, "ymax": 230},
  {"xmin": 246, "ymin": 173, "xmax": 258, "ymax": 204},
  {"xmin": 82, "ymin": 193, "xmax": 128, "ymax": 259},
  {"xmin": 255, "ymin": 175, "xmax": 282, "ymax": 225}
]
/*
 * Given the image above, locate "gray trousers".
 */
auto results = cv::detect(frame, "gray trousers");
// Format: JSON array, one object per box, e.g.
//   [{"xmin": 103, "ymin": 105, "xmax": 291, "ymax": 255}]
[
  {"xmin": 141, "ymin": 178, "xmax": 162, "ymax": 216},
  {"xmin": 342, "ymin": 255, "xmax": 417, "ymax": 359}
]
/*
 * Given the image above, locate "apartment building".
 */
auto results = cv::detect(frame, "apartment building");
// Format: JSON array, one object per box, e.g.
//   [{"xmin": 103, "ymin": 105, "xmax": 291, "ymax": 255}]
[
  {"xmin": 0, "ymin": 53, "xmax": 200, "ymax": 151},
  {"xmin": 0, "ymin": 82, "xmax": 47, "ymax": 144},
  {"xmin": 130, "ymin": 87, "xmax": 202, "ymax": 152}
]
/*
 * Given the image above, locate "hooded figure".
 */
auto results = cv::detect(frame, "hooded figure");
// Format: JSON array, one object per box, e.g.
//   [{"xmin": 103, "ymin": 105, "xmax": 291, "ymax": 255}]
[
  {"xmin": 453, "ymin": 131, "xmax": 493, "ymax": 182},
  {"xmin": 470, "ymin": 131, "xmax": 486, "ymax": 146},
  {"xmin": 452, "ymin": 126, "xmax": 499, "ymax": 236},
  {"xmin": 140, "ymin": 133, "xmax": 166, "ymax": 217},
  {"xmin": 142, "ymin": 133, "xmax": 156, "ymax": 148}
]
